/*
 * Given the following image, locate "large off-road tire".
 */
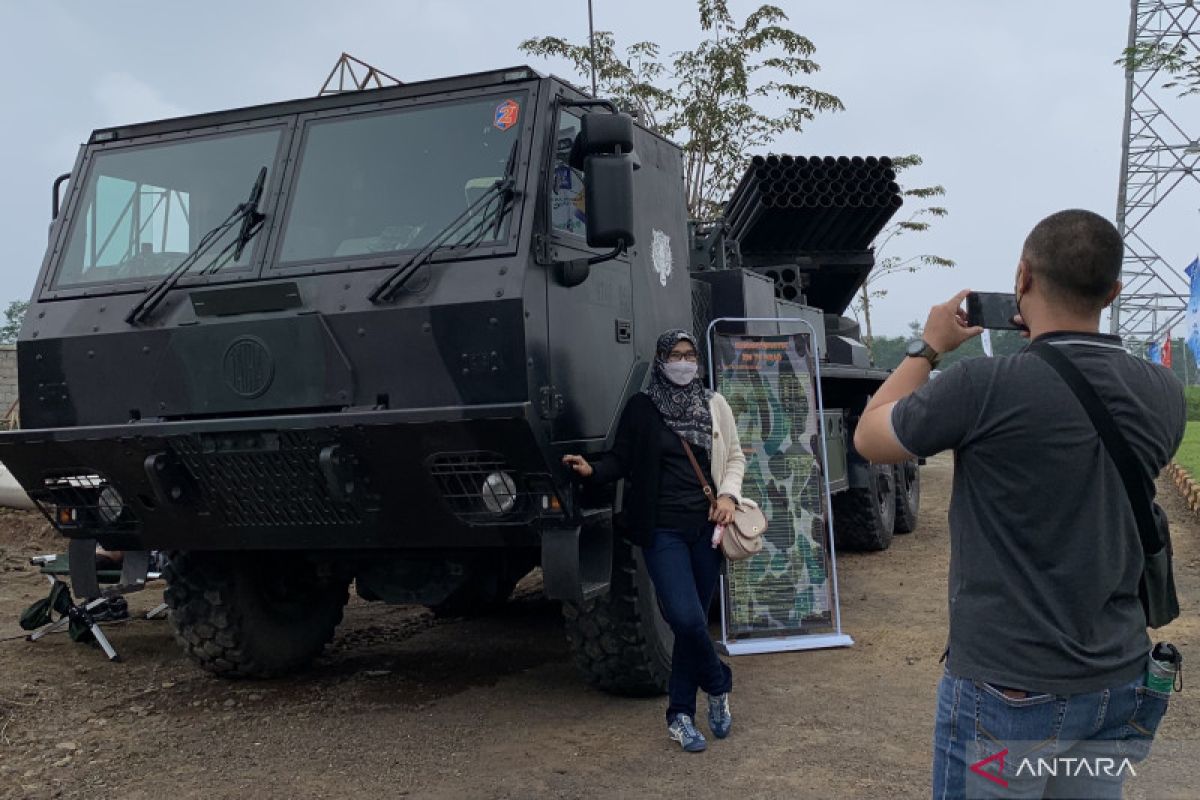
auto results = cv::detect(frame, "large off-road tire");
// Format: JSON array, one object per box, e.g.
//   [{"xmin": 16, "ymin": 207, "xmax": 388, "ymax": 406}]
[
  {"xmin": 894, "ymin": 459, "xmax": 921, "ymax": 534},
  {"xmin": 562, "ymin": 538, "xmax": 673, "ymax": 696},
  {"xmin": 164, "ymin": 551, "xmax": 349, "ymax": 678},
  {"xmin": 832, "ymin": 462, "xmax": 897, "ymax": 552}
]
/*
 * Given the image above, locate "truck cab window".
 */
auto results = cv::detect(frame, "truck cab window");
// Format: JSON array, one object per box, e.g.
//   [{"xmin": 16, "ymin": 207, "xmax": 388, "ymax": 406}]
[
  {"xmin": 55, "ymin": 128, "xmax": 282, "ymax": 289},
  {"xmin": 278, "ymin": 94, "xmax": 524, "ymax": 266},
  {"xmin": 550, "ymin": 113, "xmax": 587, "ymax": 238}
]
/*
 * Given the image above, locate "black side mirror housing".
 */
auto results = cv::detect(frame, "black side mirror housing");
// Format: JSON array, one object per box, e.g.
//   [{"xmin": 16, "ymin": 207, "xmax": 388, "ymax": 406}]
[
  {"xmin": 569, "ymin": 112, "xmax": 634, "ymax": 170},
  {"xmin": 584, "ymin": 153, "xmax": 636, "ymax": 249},
  {"xmin": 554, "ymin": 108, "xmax": 636, "ymax": 286}
]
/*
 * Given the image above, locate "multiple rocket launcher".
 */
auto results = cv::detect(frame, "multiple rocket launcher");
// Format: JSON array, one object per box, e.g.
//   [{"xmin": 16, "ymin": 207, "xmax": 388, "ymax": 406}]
[{"xmin": 719, "ymin": 155, "xmax": 906, "ymax": 314}]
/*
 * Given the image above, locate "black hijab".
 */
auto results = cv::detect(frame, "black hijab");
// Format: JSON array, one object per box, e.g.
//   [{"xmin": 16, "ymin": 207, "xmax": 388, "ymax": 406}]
[{"xmin": 643, "ymin": 329, "xmax": 713, "ymax": 451}]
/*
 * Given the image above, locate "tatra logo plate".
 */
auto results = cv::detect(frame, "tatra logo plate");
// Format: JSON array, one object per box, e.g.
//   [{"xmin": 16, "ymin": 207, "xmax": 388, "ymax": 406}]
[{"xmin": 223, "ymin": 336, "xmax": 275, "ymax": 399}]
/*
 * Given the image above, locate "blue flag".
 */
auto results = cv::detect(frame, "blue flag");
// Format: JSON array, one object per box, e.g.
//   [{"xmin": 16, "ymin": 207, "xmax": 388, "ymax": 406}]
[
  {"xmin": 1186, "ymin": 257, "xmax": 1200, "ymax": 368},
  {"xmin": 1147, "ymin": 340, "xmax": 1161, "ymax": 364}
]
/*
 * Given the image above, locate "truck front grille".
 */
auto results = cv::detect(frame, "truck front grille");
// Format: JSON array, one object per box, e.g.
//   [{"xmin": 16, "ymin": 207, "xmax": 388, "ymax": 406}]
[{"xmin": 170, "ymin": 432, "xmax": 363, "ymax": 527}]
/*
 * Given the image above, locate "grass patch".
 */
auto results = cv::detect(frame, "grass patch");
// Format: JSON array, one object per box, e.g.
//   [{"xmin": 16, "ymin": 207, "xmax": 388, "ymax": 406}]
[
  {"xmin": 1188, "ymin": 386, "xmax": 1200, "ymax": 422},
  {"xmin": 1175, "ymin": 421, "xmax": 1200, "ymax": 479}
]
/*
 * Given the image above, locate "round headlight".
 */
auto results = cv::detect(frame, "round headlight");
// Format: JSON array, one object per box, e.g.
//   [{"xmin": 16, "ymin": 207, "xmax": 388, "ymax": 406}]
[
  {"xmin": 97, "ymin": 485, "xmax": 125, "ymax": 524},
  {"xmin": 481, "ymin": 472, "xmax": 517, "ymax": 515}
]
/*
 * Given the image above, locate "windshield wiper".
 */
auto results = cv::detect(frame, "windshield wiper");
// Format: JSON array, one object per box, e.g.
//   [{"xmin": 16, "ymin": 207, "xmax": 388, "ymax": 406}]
[
  {"xmin": 125, "ymin": 167, "xmax": 269, "ymax": 325},
  {"xmin": 369, "ymin": 141, "xmax": 518, "ymax": 304}
]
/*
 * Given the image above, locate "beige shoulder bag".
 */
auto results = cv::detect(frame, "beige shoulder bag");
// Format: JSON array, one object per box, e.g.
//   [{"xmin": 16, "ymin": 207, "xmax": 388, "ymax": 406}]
[{"xmin": 677, "ymin": 436, "xmax": 766, "ymax": 561}]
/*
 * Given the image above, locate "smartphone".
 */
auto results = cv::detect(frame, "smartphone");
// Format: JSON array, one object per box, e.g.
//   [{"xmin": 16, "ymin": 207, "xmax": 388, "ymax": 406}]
[{"xmin": 966, "ymin": 292, "xmax": 1022, "ymax": 330}]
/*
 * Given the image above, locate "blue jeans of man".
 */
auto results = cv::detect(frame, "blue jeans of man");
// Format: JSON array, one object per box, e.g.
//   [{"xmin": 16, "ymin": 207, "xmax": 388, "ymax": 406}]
[
  {"xmin": 932, "ymin": 667, "xmax": 1169, "ymax": 799},
  {"xmin": 642, "ymin": 524, "xmax": 733, "ymax": 723}
]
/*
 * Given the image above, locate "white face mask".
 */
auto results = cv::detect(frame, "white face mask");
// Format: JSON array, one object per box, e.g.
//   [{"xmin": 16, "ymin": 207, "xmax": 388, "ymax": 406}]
[{"xmin": 663, "ymin": 361, "xmax": 698, "ymax": 386}]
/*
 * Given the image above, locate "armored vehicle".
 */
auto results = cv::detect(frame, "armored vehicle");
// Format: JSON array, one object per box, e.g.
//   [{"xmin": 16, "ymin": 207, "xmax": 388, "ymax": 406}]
[{"xmin": 1, "ymin": 66, "xmax": 916, "ymax": 692}]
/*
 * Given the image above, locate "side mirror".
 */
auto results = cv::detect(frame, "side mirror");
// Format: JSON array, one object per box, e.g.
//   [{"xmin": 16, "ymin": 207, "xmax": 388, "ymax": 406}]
[
  {"xmin": 584, "ymin": 153, "xmax": 635, "ymax": 249},
  {"xmin": 569, "ymin": 113, "xmax": 634, "ymax": 170}
]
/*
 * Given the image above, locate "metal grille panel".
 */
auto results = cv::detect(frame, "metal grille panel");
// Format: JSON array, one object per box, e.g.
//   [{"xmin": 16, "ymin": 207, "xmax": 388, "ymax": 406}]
[{"xmin": 170, "ymin": 432, "xmax": 362, "ymax": 527}]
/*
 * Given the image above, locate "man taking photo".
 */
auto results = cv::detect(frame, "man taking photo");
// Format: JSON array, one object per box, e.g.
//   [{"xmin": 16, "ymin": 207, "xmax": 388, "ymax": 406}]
[{"xmin": 854, "ymin": 209, "xmax": 1185, "ymax": 799}]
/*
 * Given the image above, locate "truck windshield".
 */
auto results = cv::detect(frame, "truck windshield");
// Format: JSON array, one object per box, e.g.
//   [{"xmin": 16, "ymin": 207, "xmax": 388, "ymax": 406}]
[
  {"xmin": 55, "ymin": 128, "xmax": 283, "ymax": 289},
  {"xmin": 277, "ymin": 93, "xmax": 526, "ymax": 265}
]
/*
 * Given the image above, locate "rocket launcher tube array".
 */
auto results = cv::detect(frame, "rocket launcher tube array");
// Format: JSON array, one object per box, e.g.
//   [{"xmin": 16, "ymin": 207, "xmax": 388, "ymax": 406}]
[{"xmin": 723, "ymin": 155, "xmax": 904, "ymax": 255}]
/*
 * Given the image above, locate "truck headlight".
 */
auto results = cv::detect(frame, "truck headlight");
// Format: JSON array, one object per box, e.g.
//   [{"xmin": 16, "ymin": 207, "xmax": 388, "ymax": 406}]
[
  {"xmin": 481, "ymin": 472, "xmax": 517, "ymax": 514},
  {"xmin": 97, "ymin": 485, "xmax": 125, "ymax": 523}
]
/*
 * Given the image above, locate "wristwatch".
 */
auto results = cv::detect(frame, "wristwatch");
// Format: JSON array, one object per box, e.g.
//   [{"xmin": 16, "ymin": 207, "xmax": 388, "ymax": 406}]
[{"xmin": 905, "ymin": 338, "xmax": 941, "ymax": 368}]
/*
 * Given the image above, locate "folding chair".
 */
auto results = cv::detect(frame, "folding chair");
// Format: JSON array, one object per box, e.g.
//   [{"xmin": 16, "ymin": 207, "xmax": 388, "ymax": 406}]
[{"xmin": 24, "ymin": 540, "xmax": 166, "ymax": 662}]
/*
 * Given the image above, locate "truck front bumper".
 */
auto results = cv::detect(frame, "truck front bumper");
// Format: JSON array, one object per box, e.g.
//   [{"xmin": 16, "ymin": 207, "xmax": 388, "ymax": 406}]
[{"xmin": 0, "ymin": 404, "xmax": 565, "ymax": 551}]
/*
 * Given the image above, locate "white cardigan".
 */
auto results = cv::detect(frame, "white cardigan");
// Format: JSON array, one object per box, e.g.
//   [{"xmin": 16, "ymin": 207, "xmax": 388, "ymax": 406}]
[{"xmin": 708, "ymin": 393, "xmax": 748, "ymax": 503}]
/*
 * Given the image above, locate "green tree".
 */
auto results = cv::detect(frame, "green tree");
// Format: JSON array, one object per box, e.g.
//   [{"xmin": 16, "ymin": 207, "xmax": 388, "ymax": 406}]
[
  {"xmin": 869, "ymin": 334, "xmax": 908, "ymax": 372},
  {"xmin": 520, "ymin": 1, "xmax": 844, "ymax": 217},
  {"xmin": 852, "ymin": 154, "xmax": 955, "ymax": 360},
  {"xmin": 0, "ymin": 300, "xmax": 28, "ymax": 344}
]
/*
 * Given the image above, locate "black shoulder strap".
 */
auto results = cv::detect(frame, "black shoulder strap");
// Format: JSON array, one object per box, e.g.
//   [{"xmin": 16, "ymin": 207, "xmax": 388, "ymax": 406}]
[{"xmin": 1029, "ymin": 341, "xmax": 1162, "ymax": 554}]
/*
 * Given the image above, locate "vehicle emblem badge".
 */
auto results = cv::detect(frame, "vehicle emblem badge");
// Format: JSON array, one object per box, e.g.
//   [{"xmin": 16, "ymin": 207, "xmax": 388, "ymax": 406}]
[
  {"xmin": 651, "ymin": 229, "xmax": 673, "ymax": 287},
  {"xmin": 223, "ymin": 336, "xmax": 275, "ymax": 399}
]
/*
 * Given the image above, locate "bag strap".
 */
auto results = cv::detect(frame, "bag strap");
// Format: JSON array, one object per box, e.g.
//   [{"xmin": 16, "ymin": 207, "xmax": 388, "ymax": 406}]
[
  {"xmin": 1029, "ymin": 341, "xmax": 1162, "ymax": 554},
  {"xmin": 677, "ymin": 436, "xmax": 718, "ymax": 508}
]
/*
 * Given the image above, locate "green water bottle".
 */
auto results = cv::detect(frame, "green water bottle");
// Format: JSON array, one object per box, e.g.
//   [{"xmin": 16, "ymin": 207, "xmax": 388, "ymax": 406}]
[{"xmin": 1146, "ymin": 643, "xmax": 1181, "ymax": 694}]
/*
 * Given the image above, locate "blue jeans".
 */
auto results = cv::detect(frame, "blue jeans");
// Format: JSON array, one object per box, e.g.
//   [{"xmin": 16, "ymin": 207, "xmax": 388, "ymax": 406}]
[
  {"xmin": 932, "ymin": 667, "xmax": 1169, "ymax": 799},
  {"xmin": 642, "ymin": 524, "xmax": 733, "ymax": 723}
]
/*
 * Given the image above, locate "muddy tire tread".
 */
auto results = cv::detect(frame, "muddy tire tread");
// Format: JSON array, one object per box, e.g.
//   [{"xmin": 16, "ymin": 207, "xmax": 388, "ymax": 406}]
[
  {"xmin": 163, "ymin": 552, "xmax": 347, "ymax": 679},
  {"xmin": 562, "ymin": 542, "xmax": 670, "ymax": 697}
]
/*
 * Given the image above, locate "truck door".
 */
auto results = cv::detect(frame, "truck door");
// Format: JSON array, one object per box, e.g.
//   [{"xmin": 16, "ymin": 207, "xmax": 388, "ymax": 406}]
[{"xmin": 545, "ymin": 110, "xmax": 636, "ymax": 443}]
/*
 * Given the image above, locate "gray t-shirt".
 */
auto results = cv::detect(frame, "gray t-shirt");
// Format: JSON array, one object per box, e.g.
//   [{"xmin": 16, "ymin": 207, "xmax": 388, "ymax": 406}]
[{"xmin": 892, "ymin": 331, "xmax": 1185, "ymax": 695}]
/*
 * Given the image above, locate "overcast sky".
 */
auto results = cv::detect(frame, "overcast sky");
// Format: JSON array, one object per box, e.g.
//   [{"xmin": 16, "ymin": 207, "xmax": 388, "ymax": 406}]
[{"xmin": 2, "ymin": 0, "xmax": 1196, "ymax": 336}]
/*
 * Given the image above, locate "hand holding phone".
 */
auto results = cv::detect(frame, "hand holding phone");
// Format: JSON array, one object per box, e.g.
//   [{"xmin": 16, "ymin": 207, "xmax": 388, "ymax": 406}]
[{"xmin": 965, "ymin": 292, "xmax": 1025, "ymax": 331}]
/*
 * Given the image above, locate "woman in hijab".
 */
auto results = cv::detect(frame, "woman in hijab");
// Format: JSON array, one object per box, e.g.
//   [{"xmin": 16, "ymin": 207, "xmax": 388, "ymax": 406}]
[{"xmin": 562, "ymin": 329, "xmax": 746, "ymax": 753}]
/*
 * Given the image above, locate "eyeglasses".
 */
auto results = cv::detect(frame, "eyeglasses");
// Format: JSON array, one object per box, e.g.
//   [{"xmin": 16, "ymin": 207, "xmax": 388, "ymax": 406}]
[{"xmin": 666, "ymin": 352, "xmax": 699, "ymax": 363}]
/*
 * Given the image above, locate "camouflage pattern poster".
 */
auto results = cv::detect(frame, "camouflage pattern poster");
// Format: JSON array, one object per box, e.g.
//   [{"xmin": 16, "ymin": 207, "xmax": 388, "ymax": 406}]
[{"xmin": 714, "ymin": 332, "xmax": 834, "ymax": 640}]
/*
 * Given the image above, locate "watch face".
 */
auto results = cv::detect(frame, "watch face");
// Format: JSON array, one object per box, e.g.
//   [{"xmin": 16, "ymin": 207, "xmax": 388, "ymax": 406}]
[{"xmin": 906, "ymin": 338, "xmax": 927, "ymax": 357}]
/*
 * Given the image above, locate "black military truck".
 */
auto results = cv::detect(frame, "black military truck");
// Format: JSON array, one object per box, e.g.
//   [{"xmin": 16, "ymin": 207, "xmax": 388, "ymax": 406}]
[{"xmin": 1, "ymin": 66, "xmax": 916, "ymax": 693}]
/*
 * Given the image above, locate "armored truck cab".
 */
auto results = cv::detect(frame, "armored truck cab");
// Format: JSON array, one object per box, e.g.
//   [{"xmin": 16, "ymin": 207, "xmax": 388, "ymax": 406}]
[{"xmin": 1, "ymin": 66, "xmax": 915, "ymax": 691}]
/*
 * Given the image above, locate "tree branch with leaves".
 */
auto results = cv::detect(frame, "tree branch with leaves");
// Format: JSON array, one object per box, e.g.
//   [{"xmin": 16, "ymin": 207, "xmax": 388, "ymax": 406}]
[
  {"xmin": 852, "ymin": 155, "xmax": 955, "ymax": 358},
  {"xmin": 523, "ymin": 1, "xmax": 952, "ymax": 344},
  {"xmin": 0, "ymin": 301, "xmax": 27, "ymax": 344},
  {"xmin": 520, "ymin": 1, "xmax": 844, "ymax": 218},
  {"xmin": 1121, "ymin": 40, "xmax": 1200, "ymax": 97}
]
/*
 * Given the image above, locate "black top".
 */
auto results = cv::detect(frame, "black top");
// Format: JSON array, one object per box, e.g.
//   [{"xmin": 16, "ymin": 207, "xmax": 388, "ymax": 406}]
[
  {"xmin": 586, "ymin": 393, "xmax": 713, "ymax": 546},
  {"xmin": 655, "ymin": 426, "xmax": 711, "ymax": 531},
  {"xmin": 892, "ymin": 331, "xmax": 1186, "ymax": 694}
]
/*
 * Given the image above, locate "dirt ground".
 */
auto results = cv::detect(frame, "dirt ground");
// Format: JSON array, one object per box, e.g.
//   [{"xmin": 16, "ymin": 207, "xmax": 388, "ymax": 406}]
[{"xmin": 0, "ymin": 455, "xmax": 1197, "ymax": 799}]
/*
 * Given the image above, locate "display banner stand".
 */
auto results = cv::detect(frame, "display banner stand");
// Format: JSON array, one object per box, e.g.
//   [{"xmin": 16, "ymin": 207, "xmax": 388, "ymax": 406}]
[{"xmin": 706, "ymin": 318, "xmax": 853, "ymax": 655}]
